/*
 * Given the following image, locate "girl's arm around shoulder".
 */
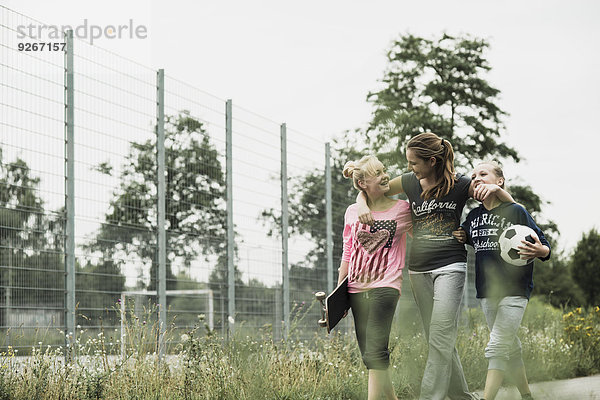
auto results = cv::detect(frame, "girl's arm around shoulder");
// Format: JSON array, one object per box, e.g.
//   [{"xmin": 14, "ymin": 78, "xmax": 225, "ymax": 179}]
[
  {"xmin": 495, "ymin": 187, "xmax": 515, "ymax": 204},
  {"xmin": 355, "ymin": 192, "xmax": 373, "ymax": 225},
  {"xmin": 387, "ymin": 175, "xmax": 404, "ymax": 196},
  {"xmin": 469, "ymin": 182, "xmax": 515, "ymax": 203}
]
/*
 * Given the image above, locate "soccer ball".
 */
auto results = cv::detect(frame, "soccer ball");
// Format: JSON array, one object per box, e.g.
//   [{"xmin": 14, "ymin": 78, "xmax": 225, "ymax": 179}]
[{"xmin": 498, "ymin": 224, "xmax": 537, "ymax": 266}]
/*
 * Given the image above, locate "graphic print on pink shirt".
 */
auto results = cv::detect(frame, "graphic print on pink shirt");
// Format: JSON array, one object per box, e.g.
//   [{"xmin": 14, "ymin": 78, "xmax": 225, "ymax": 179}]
[{"xmin": 350, "ymin": 219, "xmax": 397, "ymax": 283}]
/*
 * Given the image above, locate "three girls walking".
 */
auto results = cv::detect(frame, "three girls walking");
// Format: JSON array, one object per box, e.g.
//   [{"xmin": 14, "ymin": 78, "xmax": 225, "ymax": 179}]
[{"xmin": 349, "ymin": 132, "xmax": 545, "ymax": 399}]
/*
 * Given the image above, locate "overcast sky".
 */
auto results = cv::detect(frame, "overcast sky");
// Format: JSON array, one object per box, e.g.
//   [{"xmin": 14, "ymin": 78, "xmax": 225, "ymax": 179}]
[{"xmin": 4, "ymin": 0, "xmax": 599, "ymax": 254}]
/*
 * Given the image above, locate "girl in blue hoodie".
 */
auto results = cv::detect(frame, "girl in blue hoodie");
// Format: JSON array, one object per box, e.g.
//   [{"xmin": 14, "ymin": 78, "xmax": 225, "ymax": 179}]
[{"xmin": 455, "ymin": 161, "xmax": 551, "ymax": 400}]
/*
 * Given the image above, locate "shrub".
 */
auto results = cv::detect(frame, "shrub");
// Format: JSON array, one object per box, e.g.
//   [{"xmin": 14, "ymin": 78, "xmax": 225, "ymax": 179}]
[{"xmin": 562, "ymin": 306, "xmax": 600, "ymax": 375}]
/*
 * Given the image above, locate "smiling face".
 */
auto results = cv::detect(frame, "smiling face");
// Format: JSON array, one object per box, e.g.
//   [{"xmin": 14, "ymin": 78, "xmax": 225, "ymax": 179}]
[
  {"xmin": 406, "ymin": 148, "xmax": 435, "ymax": 180},
  {"xmin": 471, "ymin": 163, "xmax": 505, "ymax": 189},
  {"xmin": 358, "ymin": 167, "xmax": 390, "ymax": 196}
]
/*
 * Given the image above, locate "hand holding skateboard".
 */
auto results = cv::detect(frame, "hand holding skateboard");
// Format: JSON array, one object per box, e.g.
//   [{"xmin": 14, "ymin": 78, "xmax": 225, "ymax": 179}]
[{"xmin": 315, "ymin": 277, "xmax": 350, "ymax": 333}]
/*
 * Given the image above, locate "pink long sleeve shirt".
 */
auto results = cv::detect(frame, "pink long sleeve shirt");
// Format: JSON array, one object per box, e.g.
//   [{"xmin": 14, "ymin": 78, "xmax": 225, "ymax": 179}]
[{"xmin": 342, "ymin": 200, "xmax": 412, "ymax": 294}]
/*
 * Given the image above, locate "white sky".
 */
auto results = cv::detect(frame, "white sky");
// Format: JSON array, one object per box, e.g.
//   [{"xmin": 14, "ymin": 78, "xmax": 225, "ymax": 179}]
[{"xmin": 4, "ymin": 0, "xmax": 600, "ymax": 255}]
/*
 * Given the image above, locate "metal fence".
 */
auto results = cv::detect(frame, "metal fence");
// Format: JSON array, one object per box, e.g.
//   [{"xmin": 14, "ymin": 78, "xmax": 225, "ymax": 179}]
[
  {"xmin": 0, "ymin": 5, "xmax": 352, "ymax": 356},
  {"xmin": 1, "ymin": 6, "xmax": 477, "ymax": 356}
]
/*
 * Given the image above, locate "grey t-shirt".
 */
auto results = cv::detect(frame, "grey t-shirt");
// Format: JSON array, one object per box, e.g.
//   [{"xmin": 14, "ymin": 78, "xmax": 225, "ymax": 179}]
[{"xmin": 401, "ymin": 172, "xmax": 470, "ymax": 272}]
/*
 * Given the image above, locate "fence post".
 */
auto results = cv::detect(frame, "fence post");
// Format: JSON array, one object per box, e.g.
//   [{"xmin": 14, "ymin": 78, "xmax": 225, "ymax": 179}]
[
  {"xmin": 274, "ymin": 287, "xmax": 281, "ymax": 341},
  {"xmin": 64, "ymin": 29, "xmax": 76, "ymax": 358},
  {"xmin": 156, "ymin": 69, "xmax": 166, "ymax": 360},
  {"xmin": 226, "ymin": 99, "xmax": 235, "ymax": 340},
  {"xmin": 5, "ymin": 238, "xmax": 12, "ymax": 347},
  {"xmin": 280, "ymin": 123, "xmax": 289, "ymax": 340},
  {"xmin": 325, "ymin": 143, "xmax": 333, "ymax": 293}
]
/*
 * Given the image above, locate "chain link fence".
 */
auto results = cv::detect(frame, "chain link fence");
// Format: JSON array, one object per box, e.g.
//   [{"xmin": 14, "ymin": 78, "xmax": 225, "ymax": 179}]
[
  {"xmin": 0, "ymin": 5, "xmax": 362, "ymax": 356},
  {"xmin": 0, "ymin": 5, "xmax": 481, "ymax": 357}
]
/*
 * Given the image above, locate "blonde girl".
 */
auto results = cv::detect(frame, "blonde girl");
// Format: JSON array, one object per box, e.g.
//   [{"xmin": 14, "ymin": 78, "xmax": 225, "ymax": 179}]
[{"xmin": 340, "ymin": 155, "xmax": 412, "ymax": 400}]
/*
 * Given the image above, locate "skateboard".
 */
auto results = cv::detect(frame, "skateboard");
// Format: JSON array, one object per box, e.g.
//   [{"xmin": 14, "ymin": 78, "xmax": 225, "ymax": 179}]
[{"xmin": 315, "ymin": 277, "xmax": 350, "ymax": 333}]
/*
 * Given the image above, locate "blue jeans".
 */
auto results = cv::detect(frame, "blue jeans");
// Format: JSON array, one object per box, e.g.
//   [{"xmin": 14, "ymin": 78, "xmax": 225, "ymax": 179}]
[
  {"xmin": 350, "ymin": 287, "xmax": 399, "ymax": 370},
  {"xmin": 410, "ymin": 270, "xmax": 473, "ymax": 400},
  {"xmin": 480, "ymin": 296, "xmax": 528, "ymax": 371}
]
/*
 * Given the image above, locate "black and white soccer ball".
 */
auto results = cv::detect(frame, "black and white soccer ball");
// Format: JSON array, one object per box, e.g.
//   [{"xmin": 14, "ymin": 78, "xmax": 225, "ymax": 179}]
[{"xmin": 498, "ymin": 224, "xmax": 538, "ymax": 266}]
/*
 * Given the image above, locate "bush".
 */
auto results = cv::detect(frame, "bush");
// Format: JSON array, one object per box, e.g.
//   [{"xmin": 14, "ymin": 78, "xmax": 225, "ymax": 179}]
[{"xmin": 562, "ymin": 306, "xmax": 600, "ymax": 375}]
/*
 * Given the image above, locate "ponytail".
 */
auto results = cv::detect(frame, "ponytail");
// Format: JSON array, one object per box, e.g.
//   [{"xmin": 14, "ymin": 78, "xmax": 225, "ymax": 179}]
[{"xmin": 407, "ymin": 133, "xmax": 456, "ymax": 200}]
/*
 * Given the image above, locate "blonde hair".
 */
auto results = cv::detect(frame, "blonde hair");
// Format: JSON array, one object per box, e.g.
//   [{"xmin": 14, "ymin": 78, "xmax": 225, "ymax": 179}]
[
  {"xmin": 406, "ymin": 132, "xmax": 455, "ymax": 200},
  {"xmin": 342, "ymin": 155, "xmax": 385, "ymax": 191},
  {"xmin": 477, "ymin": 160, "xmax": 506, "ymax": 189}
]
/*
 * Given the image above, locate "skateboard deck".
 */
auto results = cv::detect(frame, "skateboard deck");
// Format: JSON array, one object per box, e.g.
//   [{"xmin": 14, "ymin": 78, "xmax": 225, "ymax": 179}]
[{"xmin": 316, "ymin": 277, "xmax": 350, "ymax": 333}]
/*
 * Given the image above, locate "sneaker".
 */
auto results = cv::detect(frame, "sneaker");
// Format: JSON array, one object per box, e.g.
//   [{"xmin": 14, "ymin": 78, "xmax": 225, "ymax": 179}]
[{"xmin": 521, "ymin": 394, "xmax": 534, "ymax": 400}]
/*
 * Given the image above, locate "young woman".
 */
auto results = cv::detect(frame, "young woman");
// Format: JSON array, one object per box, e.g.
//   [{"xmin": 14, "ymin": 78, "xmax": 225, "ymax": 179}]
[
  {"xmin": 356, "ymin": 132, "xmax": 514, "ymax": 400},
  {"xmin": 340, "ymin": 155, "xmax": 412, "ymax": 400},
  {"xmin": 455, "ymin": 161, "xmax": 550, "ymax": 400}
]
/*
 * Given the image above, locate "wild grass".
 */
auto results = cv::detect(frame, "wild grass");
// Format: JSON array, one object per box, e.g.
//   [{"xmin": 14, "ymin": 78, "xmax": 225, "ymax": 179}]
[{"xmin": 0, "ymin": 298, "xmax": 598, "ymax": 399}]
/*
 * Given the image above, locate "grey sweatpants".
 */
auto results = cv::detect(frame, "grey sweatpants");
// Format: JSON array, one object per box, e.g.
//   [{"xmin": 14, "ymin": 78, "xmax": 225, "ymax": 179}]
[
  {"xmin": 480, "ymin": 296, "xmax": 528, "ymax": 371},
  {"xmin": 410, "ymin": 270, "xmax": 474, "ymax": 400}
]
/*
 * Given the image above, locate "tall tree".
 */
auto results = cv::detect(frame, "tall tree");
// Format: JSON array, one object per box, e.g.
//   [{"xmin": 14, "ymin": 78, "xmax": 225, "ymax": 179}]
[
  {"xmin": 366, "ymin": 33, "xmax": 518, "ymax": 170},
  {"xmin": 0, "ymin": 150, "xmax": 64, "ymax": 326},
  {"xmin": 89, "ymin": 111, "xmax": 229, "ymax": 293},
  {"xmin": 367, "ymin": 32, "xmax": 558, "ymax": 239},
  {"xmin": 570, "ymin": 229, "xmax": 600, "ymax": 306}
]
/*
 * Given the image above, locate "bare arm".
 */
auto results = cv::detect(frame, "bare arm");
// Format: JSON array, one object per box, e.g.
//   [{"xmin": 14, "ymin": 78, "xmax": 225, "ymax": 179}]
[
  {"xmin": 355, "ymin": 191, "xmax": 373, "ymax": 225},
  {"xmin": 470, "ymin": 184, "xmax": 515, "ymax": 203},
  {"xmin": 386, "ymin": 176, "xmax": 404, "ymax": 196},
  {"xmin": 495, "ymin": 186, "xmax": 515, "ymax": 203},
  {"xmin": 518, "ymin": 233, "xmax": 551, "ymax": 260}
]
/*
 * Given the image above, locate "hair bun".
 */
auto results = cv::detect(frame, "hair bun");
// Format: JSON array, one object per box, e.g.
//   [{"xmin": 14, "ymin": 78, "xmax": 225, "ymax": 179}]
[{"xmin": 342, "ymin": 161, "xmax": 356, "ymax": 179}]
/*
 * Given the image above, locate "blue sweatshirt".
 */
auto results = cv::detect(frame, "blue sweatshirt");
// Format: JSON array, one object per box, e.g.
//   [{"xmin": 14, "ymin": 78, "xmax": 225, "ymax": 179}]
[{"xmin": 461, "ymin": 202, "xmax": 551, "ymax": 299}]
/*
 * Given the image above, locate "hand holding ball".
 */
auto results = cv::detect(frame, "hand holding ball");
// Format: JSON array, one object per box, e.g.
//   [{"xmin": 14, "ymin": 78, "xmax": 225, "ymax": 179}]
[{"xmin": 498, "ymin": 225, "xmax": 537, "ymax": 266}]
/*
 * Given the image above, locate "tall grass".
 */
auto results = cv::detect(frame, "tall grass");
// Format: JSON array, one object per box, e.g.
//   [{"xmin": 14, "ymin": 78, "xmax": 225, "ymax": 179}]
[{"xmin": 0, "ymin": 299, "xmax": 598, "ymax": 399}]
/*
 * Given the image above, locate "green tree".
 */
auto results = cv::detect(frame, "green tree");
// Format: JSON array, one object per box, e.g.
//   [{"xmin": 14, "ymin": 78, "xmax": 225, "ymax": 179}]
[
  {"xmin": 532, "ymin": 253, "xmax": 584, "ymax": 308},
  {"xmin": 508, "ymin": 184, "xmax": 559, "ymax": 243},
  {"xmin": 0, "ymin": 150, "xmax": 64, "ymax": 327},
  {"xmin": 262, "ymin": 137, "xmax": 365, "ymax": 292},
  {"xmin": 88, "ymin": 111, "xmax": 229, "ymax": 300},
  {"xmin": 571, "ymin": 229, "xmax": 600, "ymax": 306},
  {"xmin": 366, "ymin": 32, "xmax": 558, "ymax": 239},
  {"xmin": 366, "ymin": 33, "xmax": 519, "ymax": 170}
]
